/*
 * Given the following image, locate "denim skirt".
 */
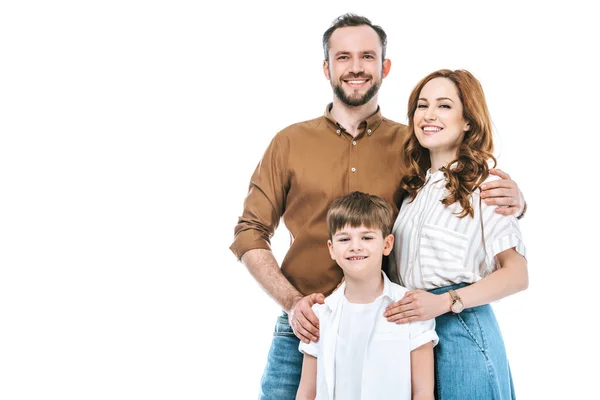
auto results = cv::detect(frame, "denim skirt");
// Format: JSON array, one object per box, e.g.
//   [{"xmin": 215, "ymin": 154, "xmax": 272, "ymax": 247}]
[{"xmin": 429, "ymin": 283, "xmax": 516, "ymax": 400}]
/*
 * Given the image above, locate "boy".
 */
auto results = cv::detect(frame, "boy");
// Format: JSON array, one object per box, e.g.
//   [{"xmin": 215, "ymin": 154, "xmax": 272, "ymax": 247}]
[{"xmin": 295, "ymin": 192, "xmax": 438, "ymax": 400}]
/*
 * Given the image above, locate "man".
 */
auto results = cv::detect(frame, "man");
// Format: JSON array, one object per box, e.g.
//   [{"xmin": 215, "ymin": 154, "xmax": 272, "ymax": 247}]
[{"xmin": 230, "ymin": 14, "xmax": 525, "ymax": 399}]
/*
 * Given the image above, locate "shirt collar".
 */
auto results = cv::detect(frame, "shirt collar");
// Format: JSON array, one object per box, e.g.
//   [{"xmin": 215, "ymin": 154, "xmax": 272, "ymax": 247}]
[
  {"xmin": 323, "ymin": 103, "xmax": 383, "ymax": 137},
  {"xmin": 324, "ymin": 270, "xmax": 393, "ymax": 312}
]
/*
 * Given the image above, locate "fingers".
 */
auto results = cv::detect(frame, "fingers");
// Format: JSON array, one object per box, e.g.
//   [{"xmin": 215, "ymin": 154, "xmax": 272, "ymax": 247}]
[
  {"xmin": 384, "ymin": 301, "xmax": 415, "ymax": 320},
  {"xmin": 489, "ymin": 168, "xmax": 510, "ymax": 180},
  {"xmin": 493, "ymin": 206, "xmax": 520, "ymax": 216},
  {"xmin": 387, "ymin": 309, "xmax": 420, "ymax": 324},
  {"xmin": 296, "ymin": 312, "xmax": 319, "ymax": 342},
  {"xmin": 310, "ymin": 293, "xmax": 325, "ymax": 305},
  {"xmin": 303, "ymin": 302, "xmax": 321, "ymax": 331},
  {"xmin": 384, "ymin": 297, "xmax": 409, "ymax": 314},
  {"xmin": 291, "ymin": 293, "xmax": 324, "ymax": 343},
  {"xmin": 483, "ymin": 196, "xmax": 518, "ymax": 207},
  {"xmin": 391, "ymin": 315, "xmax": 419, "ymax": 324},
  {"xmin": 293, "ymin": 316, "xmax": 317, "ymax": 344},
  {"xmin": 480, "ymin": 188, "xmax": 512, "ymax": 199},
  {"xmin": 480, "ymin": 179, "xmax": 515, "ymax": 192}
]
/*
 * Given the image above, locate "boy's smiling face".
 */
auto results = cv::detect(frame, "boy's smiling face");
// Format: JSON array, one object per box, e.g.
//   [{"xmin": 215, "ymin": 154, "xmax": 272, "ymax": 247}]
[{"xmin": 328, "ymin": 224, "xmax": 394, "ymax": 279}]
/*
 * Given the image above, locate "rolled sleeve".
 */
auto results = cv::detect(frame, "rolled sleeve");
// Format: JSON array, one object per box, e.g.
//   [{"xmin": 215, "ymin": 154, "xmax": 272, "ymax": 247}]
[
  {"xmin": 230, "ymin": 134, "xmax": 290, "ymax": 260},
  {"xmin": 299, "ymin": 338, "xmax": 319, "ymax": 358},
  {"xmin": 409, "ymin": 318, "xmax": 438, "ymax": 351},
  {"xmin": 483, "ymin": 213, "xmax": 527, "ymax": 270}
]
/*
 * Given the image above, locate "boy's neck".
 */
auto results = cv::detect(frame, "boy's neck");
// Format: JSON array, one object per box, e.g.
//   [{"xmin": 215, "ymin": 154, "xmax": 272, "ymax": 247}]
[{"xmin": 343, "ymin": 272, "xmax": 384, "ymax": 304}]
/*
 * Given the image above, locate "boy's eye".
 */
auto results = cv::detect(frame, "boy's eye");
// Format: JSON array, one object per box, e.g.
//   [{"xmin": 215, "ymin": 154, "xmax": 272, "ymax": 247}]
[
  {"xmin": 338, "ymin": 238, "xmax": 349, "ymax": 242},
  {"xmin": 363, "ymin": 236, "xmax": 374, "ymax": 240}
]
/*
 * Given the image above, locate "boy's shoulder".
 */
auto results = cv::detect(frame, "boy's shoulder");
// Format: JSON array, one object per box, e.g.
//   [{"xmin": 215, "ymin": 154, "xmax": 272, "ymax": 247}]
[
  {"xmin": 388, "ymin": 281, "xmax": 410, "ymax": 301},
  {"xmin": 311, "ymin": 300, "xmax": 328, "ymax": 317}
]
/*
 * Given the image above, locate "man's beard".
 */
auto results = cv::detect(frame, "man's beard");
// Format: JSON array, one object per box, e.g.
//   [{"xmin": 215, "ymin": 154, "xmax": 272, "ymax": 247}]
[{"xmin": 332, "ymin": 72, "xmax": 382, "ymax": 107}]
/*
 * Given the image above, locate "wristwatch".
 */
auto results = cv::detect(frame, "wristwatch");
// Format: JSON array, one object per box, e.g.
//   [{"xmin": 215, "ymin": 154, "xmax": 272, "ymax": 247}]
[{"xmin": 448, "ymin": 290, "xmax": 464, "ymax": 314}]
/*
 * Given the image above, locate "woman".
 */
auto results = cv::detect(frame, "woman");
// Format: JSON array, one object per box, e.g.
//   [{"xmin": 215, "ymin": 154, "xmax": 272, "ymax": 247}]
[{"xmin": 385, "ymin": 69, "xmax": 528, "ymax": 399}]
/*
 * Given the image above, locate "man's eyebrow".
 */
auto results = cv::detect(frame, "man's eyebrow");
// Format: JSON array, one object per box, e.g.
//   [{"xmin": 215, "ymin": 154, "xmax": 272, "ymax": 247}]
[{"xmin": 333, "ymin": 50, "xmax": 377, "ymax": 56}]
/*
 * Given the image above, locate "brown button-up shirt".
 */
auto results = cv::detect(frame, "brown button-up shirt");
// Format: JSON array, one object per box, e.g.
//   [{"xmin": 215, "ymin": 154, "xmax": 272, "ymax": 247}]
[{"xmin": 230, "ymin": 105, "xmax": 410, "ymax": 296}]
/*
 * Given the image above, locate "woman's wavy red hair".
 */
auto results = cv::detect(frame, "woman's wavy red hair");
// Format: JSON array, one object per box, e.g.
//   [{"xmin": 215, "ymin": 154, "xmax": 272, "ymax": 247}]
[{"xmin": 401, "ymin": 69, "xmax": 497, "ymax": 218}]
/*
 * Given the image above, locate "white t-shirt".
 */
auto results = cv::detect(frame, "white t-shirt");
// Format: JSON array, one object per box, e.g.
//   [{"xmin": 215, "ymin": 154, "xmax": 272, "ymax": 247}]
[
  {"xmin": 334, "ymin": 296, "xmax": 382, "ymax": 400},
  {"xmin": 299, "ymin": 272, "xmax": 438, "ymax": 400},
  {"xmin": 391, "ymin": 170, "xmax": 526, "ymax": 290}
]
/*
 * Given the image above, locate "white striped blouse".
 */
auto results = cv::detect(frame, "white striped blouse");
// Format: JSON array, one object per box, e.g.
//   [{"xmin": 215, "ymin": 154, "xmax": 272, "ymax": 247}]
[{"xmin": 390, "ymin": 169, "xmax": 526, "ymax": 290}]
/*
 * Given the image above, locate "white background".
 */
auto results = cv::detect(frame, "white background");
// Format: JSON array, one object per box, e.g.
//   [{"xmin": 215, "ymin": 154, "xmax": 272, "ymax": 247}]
[{"xmin": 1, "ymin": 0, "xmax": 598, "ymax": 399}]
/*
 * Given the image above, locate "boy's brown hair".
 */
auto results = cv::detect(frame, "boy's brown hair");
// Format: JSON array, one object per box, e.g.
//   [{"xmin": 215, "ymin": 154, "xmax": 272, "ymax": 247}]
[{"xmin": 327, "ymin": 191, "xmax": 394, "ymax": 238}]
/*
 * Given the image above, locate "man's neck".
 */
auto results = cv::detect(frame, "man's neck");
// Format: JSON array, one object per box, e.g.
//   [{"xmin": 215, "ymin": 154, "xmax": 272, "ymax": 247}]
[
  {"xmin": 344, "ymin": 272, "xmax": 384, "ymax": 304},
  {"xmin": 330, "ymin": 97, "xmax": 379, "ymax": 138}
]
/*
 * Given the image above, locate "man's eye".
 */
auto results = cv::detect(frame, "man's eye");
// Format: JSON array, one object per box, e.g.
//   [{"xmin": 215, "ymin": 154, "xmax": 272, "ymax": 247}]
[
  {"xmin": 364, "ymin": 55, "xmax": 374, "ymax": 59},
  {"xmin": 338, "ymin": 56, "xmax": 348, "ymax": 60}
]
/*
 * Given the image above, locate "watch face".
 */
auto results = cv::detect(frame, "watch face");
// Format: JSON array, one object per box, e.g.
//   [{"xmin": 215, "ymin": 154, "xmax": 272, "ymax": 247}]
[{"xmin": 451, "ymin": 301, "xmax": 464, "ymax": 313}]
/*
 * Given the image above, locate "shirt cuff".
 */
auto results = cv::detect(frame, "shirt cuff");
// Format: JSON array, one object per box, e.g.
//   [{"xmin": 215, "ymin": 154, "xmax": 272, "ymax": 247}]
[
  {"xmin": 299, "ymin": 340, "xmax": 318, "ymax": 358},
  {"xmin": 410, "ymin": 329, "xmax": 439, "ymax": 351}
]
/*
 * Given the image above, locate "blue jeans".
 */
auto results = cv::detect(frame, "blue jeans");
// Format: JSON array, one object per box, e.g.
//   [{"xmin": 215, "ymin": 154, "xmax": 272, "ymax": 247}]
[
  {"xmin": 258, "ymin": 312, "xmax": 303, "ymax": 400},
  {"xmin": 429, "ymin": 283, "xmax": 516, "ymax": 400}
]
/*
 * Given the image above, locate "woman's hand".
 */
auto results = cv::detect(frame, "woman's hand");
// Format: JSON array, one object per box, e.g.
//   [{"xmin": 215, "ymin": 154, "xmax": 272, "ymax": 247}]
[{"xmin": 384, "ymin": 290, "xmax": 449, "ymax": 324}]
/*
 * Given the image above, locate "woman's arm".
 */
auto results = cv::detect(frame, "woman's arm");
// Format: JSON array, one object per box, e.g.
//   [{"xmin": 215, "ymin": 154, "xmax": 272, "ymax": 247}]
[
  {"xmin": 296, "ymin": 354, "xmax": 317, "ymax": 400},
  {"xmin": 384, "ymin": 247, "xmax": 528, "ymax": 323},
  {"xmin": 452, "ymin": 247, "xmax": 528, "ymax": 309}
]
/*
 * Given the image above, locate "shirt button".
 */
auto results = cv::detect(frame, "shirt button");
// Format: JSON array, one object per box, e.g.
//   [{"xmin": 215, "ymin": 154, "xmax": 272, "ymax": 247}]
[
  {"xmin": 351, "ymin": 167, "xmax": 356, "ymax": 172},
  {"xmin": 352, "ymin": 141, "xmax": 357, "ymax": 145}
]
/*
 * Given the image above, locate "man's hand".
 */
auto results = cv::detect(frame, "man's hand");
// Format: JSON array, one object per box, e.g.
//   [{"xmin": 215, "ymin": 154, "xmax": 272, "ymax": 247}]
[
  {"xmin": 480, "ymin": 168, "xmax": 524, "ymax": 216},
  {"xmin": 289, "ymin": 293, "xmax": 325, "ymax": 344}
]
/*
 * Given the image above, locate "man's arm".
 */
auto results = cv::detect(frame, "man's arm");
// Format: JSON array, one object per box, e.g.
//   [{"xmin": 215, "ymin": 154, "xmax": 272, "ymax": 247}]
[
  {"xmin": 241, "ymin": 249, "xmax": 324, "ymax": 343},
  {"xmin": 410, "ymin": 341, "xmax": 434, "ymax": 400},
  {"xmin": 295, "ymin": 354, "xmax": 317, "ymax": 400}
]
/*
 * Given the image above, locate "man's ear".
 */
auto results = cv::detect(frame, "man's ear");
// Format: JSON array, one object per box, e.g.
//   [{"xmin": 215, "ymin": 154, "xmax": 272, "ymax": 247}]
[
  {"xmin": 382, "ymin": 58, "xmax": 392, "ymax": 79},
  {"xmin": 323, "ymin": 60, "xmax": 330, "ymax": 80},
  {"xmin": 382, "ymin": 234, "xmax": 394, "ymax": 256}
]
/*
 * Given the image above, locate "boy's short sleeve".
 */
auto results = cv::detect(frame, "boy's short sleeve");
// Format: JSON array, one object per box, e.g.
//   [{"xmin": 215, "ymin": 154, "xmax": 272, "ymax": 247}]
[
  {"xmin": 298, "ymin": 304, "xmax": 322, "ymax": 357},
  {"xmin": 409, "ymin": 318, "xmax": 438, "ymax": 351}
]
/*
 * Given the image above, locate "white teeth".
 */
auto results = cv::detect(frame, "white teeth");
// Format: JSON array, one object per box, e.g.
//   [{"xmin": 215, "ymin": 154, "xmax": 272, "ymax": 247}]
[
  {"xmin": 348, "ymin": 80, "xmax": 366, "ymax": 84},
  {"xmin": 348, "ymin": 256, "xmax": 366, "ymax": 260},
  {"xmin": 423, "ymin": 126, "xmax": 441, "ymax": 132}
]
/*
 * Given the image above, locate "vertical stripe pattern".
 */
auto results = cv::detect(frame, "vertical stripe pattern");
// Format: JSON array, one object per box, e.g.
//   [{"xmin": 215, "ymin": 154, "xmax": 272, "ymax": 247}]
[{"xmin": 392, "ymin": 170, "xmax": 526, "ymax": 290}]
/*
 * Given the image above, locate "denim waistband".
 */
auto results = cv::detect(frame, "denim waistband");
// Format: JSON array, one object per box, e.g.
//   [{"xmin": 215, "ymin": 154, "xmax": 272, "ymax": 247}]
[{"xmin": 427, "ymin": 282, "xmax": 471, "ymax": 295}]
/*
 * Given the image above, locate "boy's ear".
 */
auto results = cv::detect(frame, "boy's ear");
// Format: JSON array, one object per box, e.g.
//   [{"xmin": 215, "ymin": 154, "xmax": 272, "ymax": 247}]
[
  {"xmin": 327, "ymin": 239, "xmax": 336, "ymax": 260},
  {"xmin": 382, "ymin": 234, "xmax": 394, "ymax": 256}
]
